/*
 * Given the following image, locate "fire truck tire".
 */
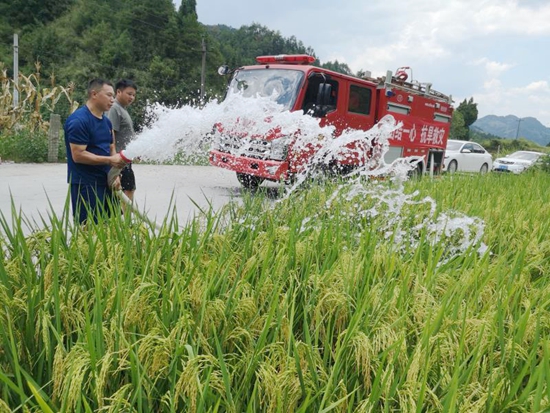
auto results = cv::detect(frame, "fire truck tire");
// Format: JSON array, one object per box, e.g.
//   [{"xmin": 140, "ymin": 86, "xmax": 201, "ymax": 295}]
[
  {"xmin": 408, "ymin": 162, "xmax": 424, "ymax": 179},
  {"xmin": 447, "ymin": 160, "xmax": 458, "ymax": 174},
  {"xmin": 236, "ymin": 173, "xmax": 264, "ymax": 189}
]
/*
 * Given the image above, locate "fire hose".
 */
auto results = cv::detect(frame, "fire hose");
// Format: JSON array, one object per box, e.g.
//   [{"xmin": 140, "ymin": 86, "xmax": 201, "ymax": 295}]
[{"xmin": 107, "ymin": 151, "xmax": 162, "ymax": 230}]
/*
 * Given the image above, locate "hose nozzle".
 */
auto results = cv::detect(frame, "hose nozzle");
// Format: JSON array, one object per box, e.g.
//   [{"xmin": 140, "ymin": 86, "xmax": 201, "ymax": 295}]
[{"xmin": 108, "ymin": 150, "xmax": 133, "ymax": 188}]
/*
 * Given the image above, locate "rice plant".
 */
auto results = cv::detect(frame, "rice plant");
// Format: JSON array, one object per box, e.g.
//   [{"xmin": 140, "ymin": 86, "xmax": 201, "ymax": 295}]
[{"xmin": 1, "ymin": 171, "xmax": 550, "ymax": 412}]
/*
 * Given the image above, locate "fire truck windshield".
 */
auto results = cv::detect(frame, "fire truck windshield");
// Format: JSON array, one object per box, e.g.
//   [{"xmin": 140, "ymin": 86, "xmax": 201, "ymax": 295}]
[{"xmin": 227, "ymin": 69, "xmax": 304, "ymax": 111}]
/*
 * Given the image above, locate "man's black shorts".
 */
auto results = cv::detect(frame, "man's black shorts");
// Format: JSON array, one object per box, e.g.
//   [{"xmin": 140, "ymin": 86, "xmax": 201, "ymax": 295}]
[{"xmin": 120, "ymin": 164, "xmax": 136, "ymax": 191}]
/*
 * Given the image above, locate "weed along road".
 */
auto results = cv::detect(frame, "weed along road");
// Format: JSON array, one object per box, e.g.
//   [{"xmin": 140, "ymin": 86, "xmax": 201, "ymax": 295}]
[{"xmin": 0, "ymin": 163, "xmax": 241, "ymax": 230}]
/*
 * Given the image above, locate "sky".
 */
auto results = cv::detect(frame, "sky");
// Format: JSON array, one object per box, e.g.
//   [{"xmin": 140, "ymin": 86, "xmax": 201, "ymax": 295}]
[{"xmin": 183, "ymin": 0, "xmax": 550, "ymax": 127}]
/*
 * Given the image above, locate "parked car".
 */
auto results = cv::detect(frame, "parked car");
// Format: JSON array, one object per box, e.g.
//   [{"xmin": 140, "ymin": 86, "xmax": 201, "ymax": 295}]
[
  {"xmin": 492, "ymin": 151, "xmax": 545, "ymax": 174},
  {"xmin": 443, "ymin": 140, "xmax": 493, "ymax": 173}
]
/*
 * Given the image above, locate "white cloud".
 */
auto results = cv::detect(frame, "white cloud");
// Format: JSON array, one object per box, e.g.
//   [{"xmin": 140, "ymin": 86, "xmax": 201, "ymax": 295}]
[
  {"xmin": 472, "ymin": 1, "xmax": 550, "ymax": 35},
  {"xmin": 523, "ymin": 81, "xmax": 550, "ymax": 93},
  {"xmin": 474, "ymin": 79, "xmax": 550, "ymax": 126},
  {"xmin": 472, "ymin": 58, "xmax": 514, "ymax": 77}
]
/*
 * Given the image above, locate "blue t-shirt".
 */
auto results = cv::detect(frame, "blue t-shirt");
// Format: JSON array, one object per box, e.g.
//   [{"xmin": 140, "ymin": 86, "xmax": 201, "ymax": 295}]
[{"xmin": 64, "ymin": 105, "xmax": 113, "ymax": 186}]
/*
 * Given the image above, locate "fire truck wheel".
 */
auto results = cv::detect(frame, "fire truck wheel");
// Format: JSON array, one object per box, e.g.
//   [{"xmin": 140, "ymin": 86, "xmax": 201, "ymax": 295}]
[
  {"xmin": 447, "ymin": 160, "xmax": 458, "ymax": 174},
  {"xmin": 236, "ymin": 173, "xmax": 264, "ymax": 189},
  {"xmin": 408, "ymin": 162, "xmax": 424, "ymax": 179}
]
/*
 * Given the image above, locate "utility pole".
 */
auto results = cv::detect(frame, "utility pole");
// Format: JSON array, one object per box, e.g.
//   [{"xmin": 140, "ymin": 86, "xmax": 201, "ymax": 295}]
[
  {"xmin": 200, "ymin": 37, "xmax": 206, "ymax": 103},
  {"xmin": 13, "ymin": 33, "xmax": 19, "ymax": 108},
  {"xmin": 515, "ymin": 117, "xmax": 522, "ymax": 140}
]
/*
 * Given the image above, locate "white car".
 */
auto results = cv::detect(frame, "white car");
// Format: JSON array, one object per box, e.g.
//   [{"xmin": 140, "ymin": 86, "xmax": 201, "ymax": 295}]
[
  {"xmin": 492, "ymin": 150, "xmax": 545, "ymax": 174},
  {"xmin": 443, "ymin": 140, "xmax": 493, "ymax": 174}
]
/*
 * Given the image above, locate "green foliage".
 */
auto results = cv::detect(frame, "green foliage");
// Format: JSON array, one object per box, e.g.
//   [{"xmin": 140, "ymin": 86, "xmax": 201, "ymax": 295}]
[
  {"xmin": 179, "ymin": 0, "xmax": 197, "ymax": 19},
  {"xmin": 538, "ymin": 154, "xmax": 550, "ymax": 173},
  {"xmin": 470, "ymin": 128, "xmax": 503, "ymax": 141},
  {"xmin": 456, "ymin": 97, "xmax": 478, "ymax": 128},
  {"xmin": 4, "ymin": 0, "xmax": 227, "ymax": 114},
  {"xmin": 206, "ymin": 23, "xmax": 316, "ymax": 68},
  {"xmin": 449, "ymin": 97, "xmax": 479, "ymax": 141},
  {"xmin": 320, "ymin": 60, "xmax": 353, "ymax": 75},
  {"xmin": 0, "ymin": 128, "xmax": 65, "ymax": 163},
  {"xmin": 0, "ymin": 0, "xmax": 75, "ymax": 31},
  {"xmin": 450, "ymin": 109, "xmax": 469, "ymax": 140}
]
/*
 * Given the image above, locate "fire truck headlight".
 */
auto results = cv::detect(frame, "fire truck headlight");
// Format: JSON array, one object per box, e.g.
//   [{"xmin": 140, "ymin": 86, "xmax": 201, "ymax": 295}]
[{"xmin": 270, "ymin": 137, "xmax": 289, "ymax": 161}]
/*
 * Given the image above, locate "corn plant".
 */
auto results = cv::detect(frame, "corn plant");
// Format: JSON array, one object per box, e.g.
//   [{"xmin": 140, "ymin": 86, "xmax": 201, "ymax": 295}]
[{"xmin": 0, "ymin": 61, "xmax": 77, "ymax": 133}]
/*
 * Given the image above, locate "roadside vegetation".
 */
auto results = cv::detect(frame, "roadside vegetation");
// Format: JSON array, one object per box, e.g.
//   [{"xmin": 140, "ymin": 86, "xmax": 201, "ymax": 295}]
[
  {"xmin": 0, "ymin": 63, "xmax": 74, "ymax": 162},
  {"xmin": 2, "ymin": 170, "xmax": 550, "ymax": 412}
]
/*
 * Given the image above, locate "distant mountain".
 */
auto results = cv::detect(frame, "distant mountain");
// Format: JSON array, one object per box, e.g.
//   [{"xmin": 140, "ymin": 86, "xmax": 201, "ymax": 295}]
[{"xmin": 472, "ymin": 115, "xmax": 550, "ymax": 146}]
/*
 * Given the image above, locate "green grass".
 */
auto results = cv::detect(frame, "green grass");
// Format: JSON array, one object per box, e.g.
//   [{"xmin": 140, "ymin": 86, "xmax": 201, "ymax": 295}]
[{"xmin": 1, "ymin": 171, "xmax": 550, "ymax": 412}]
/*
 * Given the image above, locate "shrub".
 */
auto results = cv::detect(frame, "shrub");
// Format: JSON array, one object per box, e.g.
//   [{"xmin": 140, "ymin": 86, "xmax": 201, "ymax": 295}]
[
  {"xmin": 538, "ymin": 154, "xmax": 550, "ymax": 173},
  {"xmin": 0, "ymin": 128, "xmax": 66, "ymax": 163},
  {"xmin": 0, "ymin": 61, "xmax": 76, "ymax": 163}
]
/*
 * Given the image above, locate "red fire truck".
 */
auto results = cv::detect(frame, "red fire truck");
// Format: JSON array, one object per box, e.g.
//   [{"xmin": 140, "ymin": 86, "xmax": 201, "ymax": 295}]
[{"xmin": 209, "ymin": 54, "xmax": 453, "ymax": 188}]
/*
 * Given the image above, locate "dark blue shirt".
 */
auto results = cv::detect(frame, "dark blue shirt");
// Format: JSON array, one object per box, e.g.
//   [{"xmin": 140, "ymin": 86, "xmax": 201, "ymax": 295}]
[{"xmin": 64, "ymin": 105, "xmax": 113, "ymax": 185}]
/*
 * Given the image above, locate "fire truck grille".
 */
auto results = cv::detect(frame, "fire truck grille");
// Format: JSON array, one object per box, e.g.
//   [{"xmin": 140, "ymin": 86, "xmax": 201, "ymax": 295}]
[{"xmin": 215, "ymin": 135, "xmax": 271, "ymax": 160}]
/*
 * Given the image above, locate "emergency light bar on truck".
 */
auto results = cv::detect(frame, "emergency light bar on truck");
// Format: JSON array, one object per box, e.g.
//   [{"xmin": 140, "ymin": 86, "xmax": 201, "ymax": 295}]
[{"xmin": 256, "ymin": 54, "xmax": 316, "ymax": 65}]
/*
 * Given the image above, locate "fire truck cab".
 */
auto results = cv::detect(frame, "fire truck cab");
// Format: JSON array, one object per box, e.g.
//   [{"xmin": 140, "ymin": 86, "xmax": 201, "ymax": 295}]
[{"xmin": 209, "ymin": 54, "xmax": 454, "ymax": 188}]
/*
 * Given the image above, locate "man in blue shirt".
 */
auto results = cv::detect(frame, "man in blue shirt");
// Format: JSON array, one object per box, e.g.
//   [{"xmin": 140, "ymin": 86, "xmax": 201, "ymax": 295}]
[{"xmin": 64, "ymin": 78, "xmax": 128, "ymax": 224}]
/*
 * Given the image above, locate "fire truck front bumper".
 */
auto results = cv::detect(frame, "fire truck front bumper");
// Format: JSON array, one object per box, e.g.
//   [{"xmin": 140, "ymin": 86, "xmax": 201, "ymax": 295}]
[{"xmin": 209, "ymin": 150, "xmax": 289, "ymax": 181}]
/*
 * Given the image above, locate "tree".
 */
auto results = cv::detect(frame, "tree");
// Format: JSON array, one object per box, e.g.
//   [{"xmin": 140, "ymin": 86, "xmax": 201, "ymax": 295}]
[
  {"xmin": 206, "ymin": 23, "xmax": 315, "ymax": 67},
  {"xmin": 0, "ymin": 0, "xmax": 75, "ymax": 30},
  {"xmin": 179, "ymin": 0, "xmax": 197, "ymax": 19},
  {"xmin": 321, "ymin": 60, "xmax": 353, "ymax": 75},
  {"xmin": 450, "ymin": 110, "xmax": 469, "ymax": 141},
  {"xmin": 456, "ymin": 97, "xmax": 478, "ymax": 128}
]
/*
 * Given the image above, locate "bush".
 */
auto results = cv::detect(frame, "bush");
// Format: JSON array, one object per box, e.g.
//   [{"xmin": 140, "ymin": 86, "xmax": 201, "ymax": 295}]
[
  {"xmin": 539, "ymin": 154, "xmax": 550, "ymax": 173},
  {"xmin": 0, "ymin": 128, "xmax": 66, "ymax": 163}
]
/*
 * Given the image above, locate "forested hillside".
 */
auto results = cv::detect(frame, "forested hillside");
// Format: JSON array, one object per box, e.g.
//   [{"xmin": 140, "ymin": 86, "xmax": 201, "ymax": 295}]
[
  {"xmin": 1, "ymin": 0, "xmax": 479, "ymax": 142},
  {"xmin": 0, "ymin": 0, "xmax": 316, "ymax": 127},
  {"xmin": 205, "ymin": 23, "xmax": 316, "ymax": 68},
  {"xmin": 472, "ymin": 115, "xmax": 550, "ymax": 146}
]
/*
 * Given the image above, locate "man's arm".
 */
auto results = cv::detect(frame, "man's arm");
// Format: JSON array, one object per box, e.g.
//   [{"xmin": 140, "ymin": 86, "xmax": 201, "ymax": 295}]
[
  {"xmin": 70, "ymin": 142, "xmax": 126, "ymax": 168},
  {"xmin": 110, "ymin": 130, "xmax": 117, "ymax": 156}
]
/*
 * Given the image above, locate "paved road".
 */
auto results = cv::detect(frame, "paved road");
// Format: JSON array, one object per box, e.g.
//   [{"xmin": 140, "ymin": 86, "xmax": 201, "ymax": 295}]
[{"xmin": 0, "ymin": 162, "xmax": 246, "ymax": 231}]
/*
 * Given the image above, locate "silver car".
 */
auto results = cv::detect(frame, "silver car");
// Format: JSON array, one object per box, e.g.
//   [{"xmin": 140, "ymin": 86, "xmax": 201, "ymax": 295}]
[
  {"xmin": 492, "ymin": 151, "xmax": 545, "ymax": 174},
  {"xmin": 443, "ymin": 140, "xmax": 493, "ymax": 174}
]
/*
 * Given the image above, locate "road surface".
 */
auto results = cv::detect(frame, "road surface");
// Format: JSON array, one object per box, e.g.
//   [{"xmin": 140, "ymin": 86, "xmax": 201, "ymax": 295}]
[{"xmin": 0, "ymin": 162, "xmax": 254, "ymax": 232}]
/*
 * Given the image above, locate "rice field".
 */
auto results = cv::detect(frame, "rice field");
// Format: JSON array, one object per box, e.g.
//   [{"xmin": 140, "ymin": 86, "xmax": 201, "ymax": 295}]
[{"xmin": 1, "ymin": 170, "xmax": 550, "ymax": 412}]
